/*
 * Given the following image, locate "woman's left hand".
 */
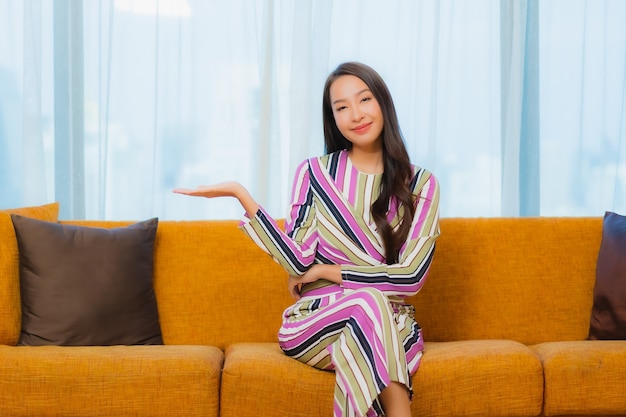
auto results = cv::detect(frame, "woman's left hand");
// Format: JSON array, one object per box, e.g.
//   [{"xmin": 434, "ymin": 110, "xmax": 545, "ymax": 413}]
[
  {"xmin": 173, "ymin": 182, "xmax": 259, "ymax": 217},
  {"xmin": 288, "ymin": 264, "xmax": 342, "ymax": 299}
]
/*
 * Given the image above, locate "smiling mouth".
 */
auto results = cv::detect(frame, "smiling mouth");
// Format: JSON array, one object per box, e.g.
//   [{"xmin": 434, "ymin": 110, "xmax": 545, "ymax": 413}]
[{"xmin": 353, "ymin": 123, "xmax": 372, "ymax": 133}]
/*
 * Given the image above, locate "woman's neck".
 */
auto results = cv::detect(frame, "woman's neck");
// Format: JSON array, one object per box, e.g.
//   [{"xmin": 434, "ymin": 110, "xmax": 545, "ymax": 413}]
[{"xmin": 347, "ymin": 147, "xmax": 383, "ymax": 174}]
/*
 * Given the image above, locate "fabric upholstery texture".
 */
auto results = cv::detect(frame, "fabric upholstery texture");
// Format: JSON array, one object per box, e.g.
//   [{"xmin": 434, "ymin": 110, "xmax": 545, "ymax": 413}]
[
  {"xmin": 533, "ymin": 341, "xmax": 626, "ymax": 416},
  {"xmin": 408, "ymin": 216, "xmax": 603, "ymax": 345},
  {"xmin": 149, "ymin": 220, "xmax": 291, "ymax": 348},
  {"xmin": 2, "ymin": 215, "xmax": 625, "ymax": 416},
  {"xmin": 0, "ymin": 344, "xmax": 223, "ymax": 417},
  {"xmin": 221, "ymin": 341, "xmax": 543, "ymax": 417},
  {"xmin": 588, "ymin": 211, "xmax": 626, "ymax": 340},
  {"xmin": 221, "ymin": 343, "xmax": 335, "ymax": 417},
  {"xmin": 57, "ymin": 220, "xmax": 291, "ymax": 349},
  {"xmin": 413, "ymin": 341, "xmax": 543, "ymax": 417},
  {"xmin": 0, "ymin": 202, "xmax": 59, "ymax": 345},
  {"xmin": 12, "ymin": 216, "xmax": 162, "ymax": 346}
]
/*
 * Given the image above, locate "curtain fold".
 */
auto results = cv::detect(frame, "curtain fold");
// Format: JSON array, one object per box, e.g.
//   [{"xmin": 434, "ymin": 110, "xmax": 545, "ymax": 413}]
[
  {"xmin": 53, "ymin": 0, "xmax": 85, "ymax": 219},
  {"xmin": 22, "ymin": 0, "xmax": 47, "ymax": 205},
  {"xmin": 500, "ymin": 0, "xmax": 540, "ymax": 216},
  {"xmin": 0, "ymin": 0, "xmax": 624, "ymax": 220},
  {"xmin": 286, "ymin": 0, "xmax": 332, "ymax": 203},
  {"xmin": 539, "ymin": 0, "xmax": 626, "ymax": 215},
  {"xmin": 254, "ymin": 0, "xmax": 276, "ymax": 211}
]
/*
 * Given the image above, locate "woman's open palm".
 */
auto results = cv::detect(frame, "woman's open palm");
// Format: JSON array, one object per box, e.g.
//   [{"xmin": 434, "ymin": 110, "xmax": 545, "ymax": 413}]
[{"xmin": 173, "ymin": 182, "xmax": 241, "ymax": 199}]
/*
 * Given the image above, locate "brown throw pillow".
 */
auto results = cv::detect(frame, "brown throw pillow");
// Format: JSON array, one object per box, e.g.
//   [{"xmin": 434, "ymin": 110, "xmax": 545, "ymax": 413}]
[
  {"xmin": 588, "ymin": 211, "xmax": 626, "ymax": 340},
  {"xmin": 11, "ymin": 215, "xmax": 163, "ymax": 346}
]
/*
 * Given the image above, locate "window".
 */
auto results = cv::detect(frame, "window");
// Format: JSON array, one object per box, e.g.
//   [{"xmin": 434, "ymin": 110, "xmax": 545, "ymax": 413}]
[{"xmin": 1, "ymin": 0, "xmax": 624, "ymax": 219}]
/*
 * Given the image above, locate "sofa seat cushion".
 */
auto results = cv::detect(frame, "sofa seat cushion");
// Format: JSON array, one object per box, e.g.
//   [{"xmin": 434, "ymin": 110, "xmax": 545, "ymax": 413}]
[
  {"xmin": 221, "ymin": 340, "xmax": 543, "ymax": 417},
  {"xmin": 0, "ymin": 345, "xmax": 223, "ymax": 417},
  {"xmin": 532, "ymin": 341, "xmax": 626, "ymax": 416},
  {"xmin": 415, "ymin": 340, "xmax": 543, "ymax": 417},
  {"xmin": 221, "ymin": 343, "xmax": 335, "ymax": 417}
]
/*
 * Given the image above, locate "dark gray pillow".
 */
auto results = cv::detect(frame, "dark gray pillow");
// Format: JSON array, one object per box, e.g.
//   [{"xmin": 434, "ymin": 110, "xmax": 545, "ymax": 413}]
[
  {"xmin": 11, "ymin": 215, "xmax": 163, "ymax": 346},
  {"xmin": 588, "ymin": 211, "xmax": 626, "ymax": 340}
]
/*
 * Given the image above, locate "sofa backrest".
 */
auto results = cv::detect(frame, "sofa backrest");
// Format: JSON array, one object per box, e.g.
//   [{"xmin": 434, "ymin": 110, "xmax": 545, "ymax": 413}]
[
  {"xmin": 64, "ymin": 220, "xmax": 293, "ymax": 350},
  {"xmin": 409, "ymin": 217, "xmax": 603, "ymax": 345},
  {"xmin": 151, "ymin": 220, "xmax": 292, "ymax": 349},
  {"xmin": 1, "ymin": 217, "xmax": 603, "ymax": 348},
  {"xmin": 87, "ymin": 217, "xmax": 603, "ymax": 347}
]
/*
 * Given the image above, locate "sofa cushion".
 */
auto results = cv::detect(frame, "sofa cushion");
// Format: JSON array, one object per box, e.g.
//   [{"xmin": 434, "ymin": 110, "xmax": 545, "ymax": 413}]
[
  {"xmin": 588, "ymin": 211, "xmax": 626, "ymax": 340},
  {"xmin": 533, "ymin": 341, "xmax": 626, "ymax": 416},
  {"xmin": 221, "ymin": 343, "xmax": 334, "ymax": 417},
  {"xmin": 147, "ymin": 220, "xmax": 292, "ymax": 347},
  {"xmin": 221, "ymin": 341, "xmax": 544, "ymax": 417},
  {"xmin": 409, "ymin": 217, "xmax": 602, "ymax": 345},
  {"xmin": 0, "ymin": 202, "xmax": 59, "ymax": 345},
  {"xmin": 11, "ymin": 215, "xmax": 163, "ymax": 346},
  {"xmin": 412, "ymin": 340, "xmax": 544, "ymax": 416},
  {"xmin": 0, "ymin": 345, "xmax": 223, "ymax": 417}
]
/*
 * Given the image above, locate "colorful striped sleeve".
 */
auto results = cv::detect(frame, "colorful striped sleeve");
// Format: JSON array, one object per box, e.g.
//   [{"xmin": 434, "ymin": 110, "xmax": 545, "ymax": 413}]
[
  {"xmin": 239, "ymin": 159, "xmax": 318, "ymax": 277},
  {"xmin": 339, "ymin": 171, "xmax": 440, "ymax": 297}
]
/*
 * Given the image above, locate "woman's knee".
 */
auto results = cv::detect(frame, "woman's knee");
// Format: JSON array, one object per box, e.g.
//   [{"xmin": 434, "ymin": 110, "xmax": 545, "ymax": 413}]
[
  {"xmin": 348, "ymin": 287, "xmax": 390, "ymax": 306},
  {"xmin": 344, "ymin": 287, "xmax": 394, "ymax": 324}
]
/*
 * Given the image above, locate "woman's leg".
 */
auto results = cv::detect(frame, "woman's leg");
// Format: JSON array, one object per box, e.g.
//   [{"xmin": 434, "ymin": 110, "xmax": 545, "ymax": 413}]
[
  {"xmin": 379, "ymin": 381, "xmax": 411, "ymax": 417},
  {"xmin": 280, "ymin": 287, "xmax": 421, "ymax": 416}
]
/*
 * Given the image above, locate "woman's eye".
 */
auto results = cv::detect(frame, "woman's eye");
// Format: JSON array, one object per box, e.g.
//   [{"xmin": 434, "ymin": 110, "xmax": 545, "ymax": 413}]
[
  {"xmin": 336, "ymin": 106, "xmax": 347, "ymax": 112},
  {"xmin": 362, "ymin": 97, "xmax": 371, "ymax": 102}
]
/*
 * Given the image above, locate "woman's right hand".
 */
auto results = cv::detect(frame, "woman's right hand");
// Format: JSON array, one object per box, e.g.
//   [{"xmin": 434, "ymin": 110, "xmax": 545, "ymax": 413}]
[
  {"xmin": 288, "ymin": 264, "xmax": 342, "ymax": 300},
  {"xmin": 173, "ymin": 182, "xmax": 259, "ymax": 216},
  {"xmin": 173, "ymin": 181, "xmax": 244, "ymax": 198}
]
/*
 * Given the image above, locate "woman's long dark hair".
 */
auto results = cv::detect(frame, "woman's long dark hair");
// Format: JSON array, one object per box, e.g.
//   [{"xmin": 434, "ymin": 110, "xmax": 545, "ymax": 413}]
[{"xmin": 322, "ymin": 62, "xmax": 415, "ymax": 264}]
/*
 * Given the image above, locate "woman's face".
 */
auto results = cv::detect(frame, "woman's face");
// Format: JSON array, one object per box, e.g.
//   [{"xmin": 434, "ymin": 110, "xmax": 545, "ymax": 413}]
[{"xmin": 329, "ymin": 75, "xmax": 384, "ymax": 152}]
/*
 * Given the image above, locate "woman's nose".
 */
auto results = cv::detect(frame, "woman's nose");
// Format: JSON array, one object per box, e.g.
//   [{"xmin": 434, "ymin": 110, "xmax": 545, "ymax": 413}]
[{"xmin": 351, "ymin": 106, "xmax": 364, "ymax": 122}]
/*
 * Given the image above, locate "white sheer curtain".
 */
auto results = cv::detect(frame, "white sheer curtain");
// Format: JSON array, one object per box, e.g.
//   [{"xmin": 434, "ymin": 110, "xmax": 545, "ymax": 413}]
[
  {"xmin": 540, "ymin": 0, "xmax": 626, "ymax": 215},
  {"xmin": 1, "ymin": 0, "xmax": 625, "ymax": 220}
]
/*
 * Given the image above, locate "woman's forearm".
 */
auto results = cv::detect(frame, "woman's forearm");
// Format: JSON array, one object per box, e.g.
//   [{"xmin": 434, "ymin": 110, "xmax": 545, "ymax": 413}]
[{"xmin": 304, "ymin": 264, "xmax": 342, "ymax": 285}]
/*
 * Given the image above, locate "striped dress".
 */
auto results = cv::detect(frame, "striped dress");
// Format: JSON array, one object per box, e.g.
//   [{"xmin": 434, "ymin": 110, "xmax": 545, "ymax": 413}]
[{"xmin": 240, "ymin": 150, "xmax": 440, "ymax": 417}]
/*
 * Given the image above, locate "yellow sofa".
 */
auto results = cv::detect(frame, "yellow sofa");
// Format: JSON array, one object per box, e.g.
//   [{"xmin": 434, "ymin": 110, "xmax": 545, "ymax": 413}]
[{"xmin": 1, "ymin": 204, "xmax": 625, "ymax": 416}]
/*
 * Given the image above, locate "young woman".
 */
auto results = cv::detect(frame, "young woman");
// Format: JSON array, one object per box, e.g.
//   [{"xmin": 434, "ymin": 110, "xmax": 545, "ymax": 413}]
[{"xmin": 174, "ymin": 62, "xmax": 440, "ymax": 417}]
